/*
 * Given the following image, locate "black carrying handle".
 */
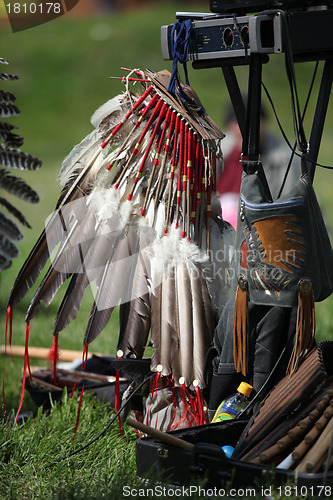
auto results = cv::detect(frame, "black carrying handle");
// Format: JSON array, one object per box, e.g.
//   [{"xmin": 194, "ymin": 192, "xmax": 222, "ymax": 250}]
[{"xmin": 190, "ymin": 442, "xmax": 231, "ymax": 480}]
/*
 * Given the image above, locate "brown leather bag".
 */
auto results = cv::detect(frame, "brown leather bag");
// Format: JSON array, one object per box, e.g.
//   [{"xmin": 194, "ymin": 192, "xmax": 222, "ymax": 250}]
[{"xmin": 233, "ymin": 159, "xmax": 333, "ymax": 376}]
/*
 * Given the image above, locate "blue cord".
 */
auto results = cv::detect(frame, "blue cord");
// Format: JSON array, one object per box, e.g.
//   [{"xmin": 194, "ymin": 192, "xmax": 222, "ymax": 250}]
[{"xmin": 168, "ymin": 19, "xmax": 192, "ymax": 94}]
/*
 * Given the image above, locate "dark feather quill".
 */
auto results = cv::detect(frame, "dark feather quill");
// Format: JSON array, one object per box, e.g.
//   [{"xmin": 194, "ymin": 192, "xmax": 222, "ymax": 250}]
[
  {"xmin": 0, "ymin": 122, "xmax": 17, "ymax": 131},
  {"xmin": 0, "ymin": 197, "xmax": 31, "ymax": 228},
  {"xmin": 0, "ymin": 254, "xmax": 11, "ymax": 271},
  {"xmin": 0, "ymin": 103, "xmax": 20, "ymax": 118},
  {"xmin": 0, "ymin": 234, "xmax": 19, "ymax": 259},
  {"xmin": 0, "ymin": 73, "xmax": 19, "ymax": 81},
  {"xmin": 0, "ymin": 211, "xmax": 23, "ymax": 241},
  {"xmin": 0, "ymin": 147, "xmax": 42, "ymax": 170},
  {"xmin": 200, "ymin": 271, "xmax": 216, "ymax": 343},
  {"xmin": 53, "ymin": 271, "xmax": 90, "ymax": 334},
  {"xmin": 0, "ymin": 169, "xmax": 39, "ymax": 203},
  {"xmin": 0, "ymin": 131, "xmax": 24, "ymax": 148},
  {"xmin": 8, "ymin": 229, "xmax": 49, "ymax": 308},
  {"xmin": 83, "ymin": 259, "xmax": 117, "ymax": 346},
  {"xmin": 0, "ymin": 90, "xmax": 16, "ymax": 102}
]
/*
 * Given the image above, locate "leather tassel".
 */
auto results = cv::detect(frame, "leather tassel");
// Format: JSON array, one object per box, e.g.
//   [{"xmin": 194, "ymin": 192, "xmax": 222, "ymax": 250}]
[
  {"xmin": 287, "ymin": 278, "xmax": 316, "ymax": 376},
  {"xmin": 233, "ymin": 274, "xmax": 249, "ymax": 377}
]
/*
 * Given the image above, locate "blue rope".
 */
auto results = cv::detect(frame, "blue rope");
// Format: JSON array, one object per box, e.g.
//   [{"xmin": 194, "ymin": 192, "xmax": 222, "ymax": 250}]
[
  {"xmin": 168, "ymin": 19, "xmax": 192, "ymax": 93},
  {"xmin": 167, "ymin": 19, "xmax": 205, "ymax": 116}
]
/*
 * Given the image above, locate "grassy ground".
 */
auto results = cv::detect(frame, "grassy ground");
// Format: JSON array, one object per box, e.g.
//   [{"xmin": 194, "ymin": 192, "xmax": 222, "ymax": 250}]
[
  {"xmin": 0, "ymin": 1, "xmax": 333, "ymax": 498},
  {"xmin": 0, "ymin": 392, "xmax": 309, "ymax": 500}
]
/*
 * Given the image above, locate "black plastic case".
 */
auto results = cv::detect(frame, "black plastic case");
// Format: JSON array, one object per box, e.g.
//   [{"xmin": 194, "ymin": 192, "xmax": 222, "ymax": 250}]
[{"xmin": 136, "ymin": 419, "xmax": 333, "ymax": 493}]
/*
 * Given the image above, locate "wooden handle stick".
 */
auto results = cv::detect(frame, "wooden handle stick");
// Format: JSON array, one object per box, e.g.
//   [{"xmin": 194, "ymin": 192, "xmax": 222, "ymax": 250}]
[
  {"xmin": 0, "ymin": 345, "xmax": 102, "ymax": 362},
  {"xmin": 126, "ymin": 418, "xmax": 194, "ymax": 451},
  {"xmin": 291, "ymin": 411, "xmax": 330, "ymax": 462},
  {"xmin": 250, "ymin": 397, "xmax": 331, "ymax": 465},
  {"xmin": 295, "ymin": 415, "xmax": 333, "ymax": 473}
]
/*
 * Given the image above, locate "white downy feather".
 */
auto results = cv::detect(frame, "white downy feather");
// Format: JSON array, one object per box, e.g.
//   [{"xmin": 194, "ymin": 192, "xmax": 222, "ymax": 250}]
[
  {"xmin": 90, "ymin": 94, "xmax": 124, "ymax": 128},
  {"xmin": 58, "ymin": 129, "xmax": 102, "ymax": 187}
]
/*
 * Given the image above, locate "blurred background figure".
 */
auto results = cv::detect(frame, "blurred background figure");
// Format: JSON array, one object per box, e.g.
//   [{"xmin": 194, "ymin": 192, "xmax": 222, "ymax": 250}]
[{"xmin": 217, "ymin": 97, "xmax": 301, "ymax": 227}]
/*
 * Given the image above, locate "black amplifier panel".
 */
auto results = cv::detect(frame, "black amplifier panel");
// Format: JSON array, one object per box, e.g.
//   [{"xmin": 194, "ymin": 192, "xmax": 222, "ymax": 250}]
[{"xmin": 161, "ymin": 9, "xmax": 333, "ymax": 63}]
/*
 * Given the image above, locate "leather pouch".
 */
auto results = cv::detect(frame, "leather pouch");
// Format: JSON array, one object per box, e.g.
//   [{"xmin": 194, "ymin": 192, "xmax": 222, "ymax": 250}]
[{"xmin": 233, "ymin": 160, "xmax": 333, "ymax": 375}]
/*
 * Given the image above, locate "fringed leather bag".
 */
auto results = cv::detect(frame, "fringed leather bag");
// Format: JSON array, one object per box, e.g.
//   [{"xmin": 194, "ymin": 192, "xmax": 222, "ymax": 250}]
[{"xmin": 233, "ymin": 157, "xmax": 333, "ymax": 376}]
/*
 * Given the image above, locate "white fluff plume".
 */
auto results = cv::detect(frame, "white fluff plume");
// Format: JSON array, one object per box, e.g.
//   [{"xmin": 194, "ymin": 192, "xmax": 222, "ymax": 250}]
[
  {"xmin": 90, "ymin": 94, "xmax": 124, "ymax": 128},
  {"xmin": 150, "ymin": 225, "xmax": 209, "ymax": 280}
]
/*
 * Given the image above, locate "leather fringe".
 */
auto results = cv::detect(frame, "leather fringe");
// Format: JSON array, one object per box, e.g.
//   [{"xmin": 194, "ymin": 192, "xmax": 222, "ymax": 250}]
[
  {"xmin": 233, "ymin": 275, "xmax": 249, "ymax": 376},
  {"xmin": 287, "ymin": 278, "xmax": 316, "ymax": 376}
]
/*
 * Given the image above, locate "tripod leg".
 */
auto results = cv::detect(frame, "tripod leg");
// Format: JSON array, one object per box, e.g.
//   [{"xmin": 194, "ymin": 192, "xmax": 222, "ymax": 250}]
[
  {"xmin": 243, "ymin": 53, "xmax": 272, "ymax": 201},
  {"xmin": 221, "ymin": 66, "xmax": 246, "ymax": 139},
  {"xmin": 308, "ymin": 58, "xmax": 333, "ymax": 182}
]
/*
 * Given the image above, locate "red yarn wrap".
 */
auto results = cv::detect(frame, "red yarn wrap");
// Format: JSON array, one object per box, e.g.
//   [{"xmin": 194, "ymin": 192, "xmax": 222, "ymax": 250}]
[
  {"xmin": 72, "ymin": 342, "xmax": 89, "ymax": 440},
  {"xmin": 48, "ymin": 333, "xmax": 59, "ymax": 385},
  {"xmin": 14, "ymin": 321, "xmax": 31, "ymax": 424}
]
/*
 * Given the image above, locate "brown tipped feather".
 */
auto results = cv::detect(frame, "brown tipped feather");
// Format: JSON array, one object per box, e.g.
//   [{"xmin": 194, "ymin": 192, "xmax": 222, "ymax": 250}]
[
  {"xmin": 83, "ymin": 225, "xmax": 140, "ymax": 345},
  {"xmin": 53, "ymin": 271, "xmax": 91, "ymax": 335},
  {"xmin": 161, "ymin": 267, "xmax": 181, "ymax": 381},
  {"xmin": 117, "ymin": 251, "xmax": 151, "ymax": 358},
  {"xmin": 177, "ymin": 261, "xmax": 194, "ymax": 386},
  {"xmin": 191, "ymin": 268, "xmax": 213, "ymax": 388}
]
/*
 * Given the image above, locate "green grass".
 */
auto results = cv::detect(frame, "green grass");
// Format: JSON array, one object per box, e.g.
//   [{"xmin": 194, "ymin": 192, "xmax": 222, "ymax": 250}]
[
  {"xmin": 0, "ymin": 392, "xmax": 140, "ymax": 499},
  {"xmin": 0, "ymin": 2, "xmax": 333, "ymax": 498},
  {"xmin": 0, "ymin": 393, "xmax": 309, "ymax": 500}
]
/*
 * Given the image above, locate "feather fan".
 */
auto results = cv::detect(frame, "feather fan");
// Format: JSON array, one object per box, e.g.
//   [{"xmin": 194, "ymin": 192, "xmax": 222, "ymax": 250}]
[{"xmin": 7, "ymin": 70, "xmax": 236, "ymax": 426}]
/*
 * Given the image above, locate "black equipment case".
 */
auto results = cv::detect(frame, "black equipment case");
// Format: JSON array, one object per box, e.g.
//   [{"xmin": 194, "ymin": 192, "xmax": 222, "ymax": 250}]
[{"xmin": 136, "ymin": 419, "xmax": 333, "ymax": 494}]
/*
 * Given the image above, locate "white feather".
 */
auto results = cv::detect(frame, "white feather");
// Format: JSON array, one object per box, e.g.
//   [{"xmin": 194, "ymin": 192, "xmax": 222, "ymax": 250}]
[
  {"xmin": 58, "ymin": 129, "xmax": 101, "ymax": 187},
  {"xmin": 153, "ymin": 202, "xmax": 165, "ymax": 238},
  {"xmin": 150, "ymin": 225, "xmax": 209, "ymax": 281},
  {"xmin": 90, "ymin": 95, "xmax": 124, "ymax": 128}
]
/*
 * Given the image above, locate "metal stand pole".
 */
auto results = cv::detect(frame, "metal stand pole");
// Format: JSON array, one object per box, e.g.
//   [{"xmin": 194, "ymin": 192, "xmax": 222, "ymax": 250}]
[
  {"xmin": 221, "ymin": 66, "xmax": 246, "ymax": 138},
  {"xmin": 307, "ymin": 58, "xmax": 333, "ymax": 182}
]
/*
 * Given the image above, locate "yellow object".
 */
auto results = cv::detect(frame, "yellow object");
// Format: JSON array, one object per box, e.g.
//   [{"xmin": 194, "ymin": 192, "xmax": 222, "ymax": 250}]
[
  {"xmin": 211, "ymin": 382, "xmax": 253, "ymax": 423},
  {"xmin": 212, "ymin": 411, "xmax": 233, "ymax": 423},
  {"xmin": 238, "ymin": 382, "xmax": 253, "ymax": 397}
]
